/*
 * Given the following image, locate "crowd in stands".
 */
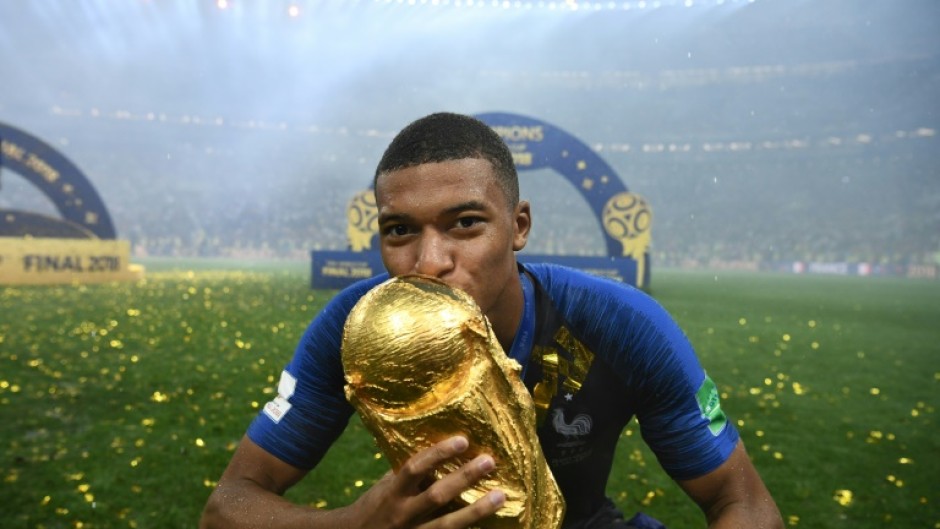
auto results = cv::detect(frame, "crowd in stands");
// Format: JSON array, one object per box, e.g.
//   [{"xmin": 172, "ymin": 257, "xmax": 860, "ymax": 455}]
[
  {"xmin": 4, "ymin": 116, "xmax": 936, "ymax": 270},
  {"xmin": 3, "ymin": 48, "xmax": 938, "ymax": 270},
  {"xmin": 3, "ymin": 0, "xmax": 937, "ymax": 272}
]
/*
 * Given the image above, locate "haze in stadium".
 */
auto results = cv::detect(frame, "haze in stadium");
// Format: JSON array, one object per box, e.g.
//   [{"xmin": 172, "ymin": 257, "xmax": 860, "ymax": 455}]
[
  {"xmin": 2, "ymin": 2, "xmax": 940, "ymax": 528},
  {"xmin": 1, "ymin": 0, "xmax": 937, "ymax": 271}
]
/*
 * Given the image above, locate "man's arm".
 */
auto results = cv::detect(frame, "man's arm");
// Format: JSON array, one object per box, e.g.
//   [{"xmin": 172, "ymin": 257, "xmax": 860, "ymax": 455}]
[
  {"xmin": 199, "ymin": 435, "xmax": 505, "ymax": 529},
  {"xmin": 677, "ymin": 439, "xmax": 783, "ymax": 529}
]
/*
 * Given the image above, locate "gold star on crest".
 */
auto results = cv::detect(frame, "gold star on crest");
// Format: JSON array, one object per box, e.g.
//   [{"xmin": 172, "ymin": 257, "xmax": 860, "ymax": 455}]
[
  {"xmin": 85, "ymin": 212, "xmax": 99, "ymax": 225},
  {"xmin": 582, "ymin": 178, "xmax": 594, "ymax": 190},
  {"xmin": 577, "ymin": 161, "xmax": 587, "ymax": 170}
]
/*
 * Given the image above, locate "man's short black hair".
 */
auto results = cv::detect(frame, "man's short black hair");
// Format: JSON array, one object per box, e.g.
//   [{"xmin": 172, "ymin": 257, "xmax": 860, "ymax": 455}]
[{"xmin": 374, "ymin": 112, "xmax": 519, "ymax": 208}]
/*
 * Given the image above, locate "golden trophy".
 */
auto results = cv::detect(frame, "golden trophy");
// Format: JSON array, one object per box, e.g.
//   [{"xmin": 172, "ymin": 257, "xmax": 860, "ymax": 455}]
[{"xmin": 341, "ymin": 275, "xmax": 564, "ymax": 529}]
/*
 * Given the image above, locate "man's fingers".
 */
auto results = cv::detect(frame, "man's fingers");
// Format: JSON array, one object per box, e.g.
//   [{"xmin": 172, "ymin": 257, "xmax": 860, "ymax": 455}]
[
  {"xmin": 423, "ymin": 454, "xmax": 492, "ymax": 504},
  {"xmin": 411, "ymin": 453, "xmax": 499, "ymax": 518},
  {"xmin": 415, "ymin": 489, "xmax": 506, "ymax": 529},
  {"xmin": 388, "ymin": 435, "xmax": 504, "ymax": 526},
  {"xmin": 395, "ymin": 436, "xmax": 469, "ymax": 491}
]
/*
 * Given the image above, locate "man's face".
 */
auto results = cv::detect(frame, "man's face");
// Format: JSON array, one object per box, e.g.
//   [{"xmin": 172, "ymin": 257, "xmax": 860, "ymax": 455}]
[{"xmin": 375, "ymin": 157, "xmax": 530, "ymax": 319}]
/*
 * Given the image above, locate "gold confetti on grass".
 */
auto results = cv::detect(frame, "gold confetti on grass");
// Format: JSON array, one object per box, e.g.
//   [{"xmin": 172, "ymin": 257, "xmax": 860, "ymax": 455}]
[
  {"xmin": 834, "ymin": 489, "xmax": 854, "ymax": 506},
  {"xmin": 4, "ymin": 268, "xmax": 937, "ymax": 527}
]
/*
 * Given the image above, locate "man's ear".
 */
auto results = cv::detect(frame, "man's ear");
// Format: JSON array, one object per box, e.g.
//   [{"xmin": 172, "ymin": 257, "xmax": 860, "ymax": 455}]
[{"xmin": 513, "ymin": 201, "xmax": 531, "ymax": 251}]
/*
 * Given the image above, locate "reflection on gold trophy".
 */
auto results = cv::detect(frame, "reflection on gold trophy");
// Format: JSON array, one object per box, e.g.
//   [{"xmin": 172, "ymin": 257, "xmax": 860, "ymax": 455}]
[
  {"xmin": 346, "ymin": 189, "xmax": 379, "ymax": 251},
  {"xmin": 341, "ymin": 275, "xmax": 565, "ymax": 529},
  {"xmin": 602, "ymin": 192, "xmax": 652, "ymax": 288}
]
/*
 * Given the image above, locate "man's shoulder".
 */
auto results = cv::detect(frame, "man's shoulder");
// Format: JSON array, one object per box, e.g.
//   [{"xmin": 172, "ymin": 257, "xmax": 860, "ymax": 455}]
[
  {"xmin": 522, "ymin": 262, "xmax": 638, "ymax": 299},
  {"xmin": 521, "ymin": 262, "xmax": 672, "ymax": 340},
  {"xmin": 336, "ymin": 273, "xmax": 389, "ymax": 300},
  {"xmin": 523, "ymin": 261, "xmax": 592, "ymax": 283},
  {"xmin": 306, "ymin": 273, "xmax": 390, "ymax": 335}
]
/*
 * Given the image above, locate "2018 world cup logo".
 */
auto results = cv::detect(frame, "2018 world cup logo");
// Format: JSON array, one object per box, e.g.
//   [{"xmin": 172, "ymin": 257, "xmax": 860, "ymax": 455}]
[
  {"xmin": 603, "ymin": 192, "xmax": 652, "ymax": 287},
  {"xmin": 346, "ymin": 189, "xmax": 379, "ymax": 251}
]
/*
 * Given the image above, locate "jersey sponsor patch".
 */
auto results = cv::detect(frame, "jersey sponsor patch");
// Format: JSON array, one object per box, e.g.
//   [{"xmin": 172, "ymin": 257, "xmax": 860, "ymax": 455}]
[
  {"xmin": 277, "ymin": 370, "xmax": 297, "ymax": 399},
  {"xmin": 696, "ymin": 375, "xmax": 728, "ymax": 436},
  {"xmin": 263, "ymin": 396, "xmax": 292, "ymax": 423},
  {"xmin": 262, "ymin": 371, "xmax": 298, "ymax": 423}
]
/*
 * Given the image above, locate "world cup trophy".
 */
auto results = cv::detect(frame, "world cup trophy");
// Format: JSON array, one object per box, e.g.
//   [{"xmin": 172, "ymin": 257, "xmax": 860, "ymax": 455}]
[
  {"xmin": 346, "ymin": 189, "xmax": 379, "ymax": 251},
  {"xmin": 602, "ymin": 192, "xmax": 652, "ymax": 289},
  {"xmin": 341, "ymin": 275, "xmax": 565, "ymax": 529}
]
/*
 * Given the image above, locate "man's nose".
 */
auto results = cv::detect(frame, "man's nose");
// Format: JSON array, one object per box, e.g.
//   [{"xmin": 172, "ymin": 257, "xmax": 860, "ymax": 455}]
[{"xmin": 413, "ymin": 232, "xmax": 454, "ymax": 277}]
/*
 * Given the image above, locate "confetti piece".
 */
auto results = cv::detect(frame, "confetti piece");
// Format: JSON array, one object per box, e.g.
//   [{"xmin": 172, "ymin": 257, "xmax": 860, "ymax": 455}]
[{"xmin": 833, "ymin": 489, "xmax": 853, "ymax": 506}]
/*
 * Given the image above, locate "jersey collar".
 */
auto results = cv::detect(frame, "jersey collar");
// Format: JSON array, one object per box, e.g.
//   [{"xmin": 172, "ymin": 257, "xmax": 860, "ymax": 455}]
[{"xmin": 507, "ymin": 267, "xmax": 536, "ymax": 379}]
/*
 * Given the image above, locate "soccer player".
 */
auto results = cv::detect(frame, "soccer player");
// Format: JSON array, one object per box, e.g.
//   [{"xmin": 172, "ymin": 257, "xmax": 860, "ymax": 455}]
[{"xmin": 200, "ymin": 112, "xmax": 783, "ymax": 529}]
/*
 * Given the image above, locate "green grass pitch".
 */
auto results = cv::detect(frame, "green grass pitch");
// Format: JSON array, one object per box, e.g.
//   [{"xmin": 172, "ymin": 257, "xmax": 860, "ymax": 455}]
[{"xmin": 1, "ymin": 261, "xmax": 937, "ymax": 528}]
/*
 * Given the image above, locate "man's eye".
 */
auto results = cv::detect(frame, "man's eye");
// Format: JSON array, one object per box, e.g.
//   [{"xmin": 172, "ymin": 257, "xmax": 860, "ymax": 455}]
[
  {"xmin": 456, "ymin": 217, "xmax": 480, "ymax": 229},
  {"xmin": 384, "ymin": 225, "xmax": 409, "ymax": 236}
]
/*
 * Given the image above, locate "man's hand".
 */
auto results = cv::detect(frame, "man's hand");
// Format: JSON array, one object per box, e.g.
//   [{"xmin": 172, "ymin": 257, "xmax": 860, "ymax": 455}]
[
  {"xmin": 200, "ymin": 435, "xmax": 504, "ymax": 529},
  {"xmin": 343, "ymin": 436, "xmax": 506, "ymax": 529}
]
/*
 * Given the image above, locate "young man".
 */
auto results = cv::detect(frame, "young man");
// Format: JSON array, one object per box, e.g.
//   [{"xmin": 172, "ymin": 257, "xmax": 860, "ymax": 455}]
[{"xmin": 200, "ymin": 112, "xmax": 783, "ymax": 529}]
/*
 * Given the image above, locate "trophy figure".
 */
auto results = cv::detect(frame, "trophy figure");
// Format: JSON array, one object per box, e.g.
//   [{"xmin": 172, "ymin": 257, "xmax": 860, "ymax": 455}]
[{"xmin": 342, "ymin": 275, "xmax": 565, "ymax": 529}]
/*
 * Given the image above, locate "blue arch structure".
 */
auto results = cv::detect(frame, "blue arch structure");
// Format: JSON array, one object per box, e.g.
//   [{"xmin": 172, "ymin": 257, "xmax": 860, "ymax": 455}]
[
  {"xmin": 476, "ymin": 112, "xmax": 628, "ymax": 257},
  {"xmin": 313, "ymin": 112, "xmax": 652, "ymax": 289},
  {"xmin": 0, "ymin": 122, "xmax": 116, "ymax": 239}
]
